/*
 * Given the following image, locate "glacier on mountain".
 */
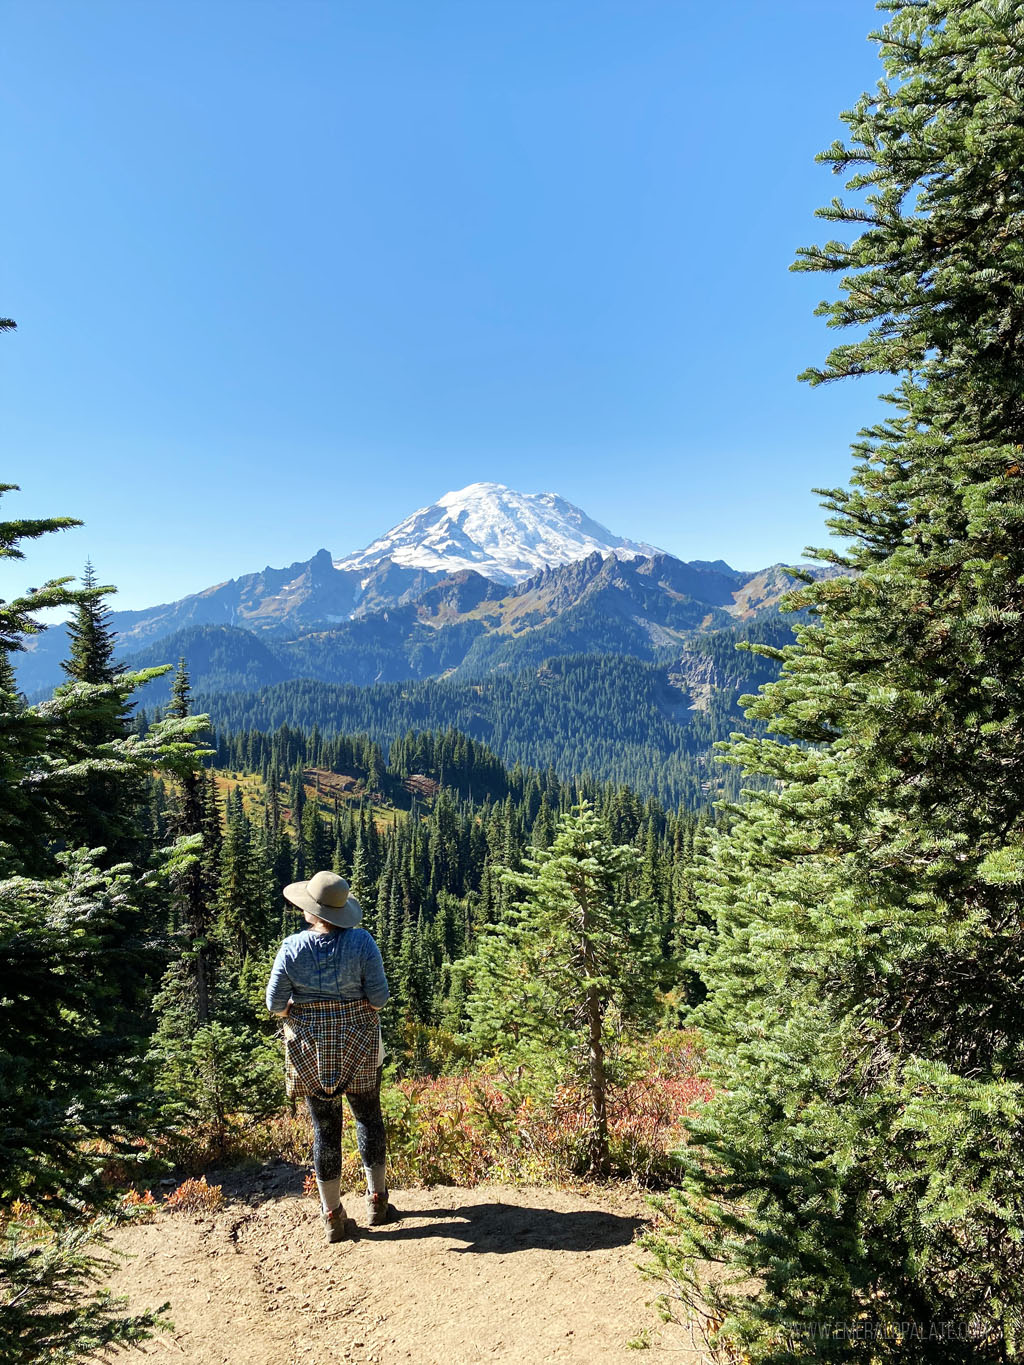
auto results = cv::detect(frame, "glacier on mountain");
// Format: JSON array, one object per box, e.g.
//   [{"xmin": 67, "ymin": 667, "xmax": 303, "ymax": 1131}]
[{"xmin": 333, "ymin": 482, "xmax": 663, "ymax": 584}]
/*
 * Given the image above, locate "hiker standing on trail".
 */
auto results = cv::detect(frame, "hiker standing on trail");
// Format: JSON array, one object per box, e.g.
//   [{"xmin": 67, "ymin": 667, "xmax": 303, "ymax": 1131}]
[{"xmin": 265, "ymin": 870, "xmax": 393, "ymax": 1243}]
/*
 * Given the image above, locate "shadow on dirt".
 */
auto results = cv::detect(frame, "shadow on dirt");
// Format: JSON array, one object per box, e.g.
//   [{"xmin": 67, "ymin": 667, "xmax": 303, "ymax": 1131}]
[
  {"xmin": 206, "ymin": 1164, "xmax": 648, "ymax": 1255},
  {"xmin": 367, "ymin": 1200, "xmax": 646, "ymax": 1254}
]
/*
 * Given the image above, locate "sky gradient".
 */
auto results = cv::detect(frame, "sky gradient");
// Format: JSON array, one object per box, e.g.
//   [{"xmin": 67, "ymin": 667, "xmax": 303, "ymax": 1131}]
[{"xmin": 5, "ymin": 0, "xmax": 888, "ymax": 609}]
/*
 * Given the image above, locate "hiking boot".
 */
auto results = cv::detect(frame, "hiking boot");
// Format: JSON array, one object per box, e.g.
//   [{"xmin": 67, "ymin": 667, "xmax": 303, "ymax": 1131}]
[
  {"xmin": 365, "ymin": 1190, "xmax": 391, "ymax": 1226},
  {"xmin": 323, "ymin": 1206, "xmax": 351, "ymax": 1244}
]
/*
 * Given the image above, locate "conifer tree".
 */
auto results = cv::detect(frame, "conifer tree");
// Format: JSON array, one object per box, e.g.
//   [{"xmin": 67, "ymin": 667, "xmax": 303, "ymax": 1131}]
[
  {"xmin": 53, "ymin": 561, "xmax": 149, "ymax": 861},
  {"xmin": 1, "ymin": 853, "xmax": 168, "ymax": 1362},
  {"xmin": 167, "ymin": 653, "xmax": 191, "ymax": 720},
  {"xmin": 161, "ymin": 659, "xmax": 217, "ymax": 1023},
  {"xmin": 218, "ymin": 787, "xmax": 254, "ymax": 964},
  {"xmin": 468, "ymin": 803, "xmax": 658, "ymax": 1173},
  {"xmin": 300, "ymin": 795, "xmax": 333, "ymax": 873},
  {"xmin": 649, "ymin": 5, "xmax": 1024, "ymax": 1359},
  {"xmin": 0, "ymin": 647, "xmax": 21, "ymax": 704},
  {"xmin": 349, "ymin": 831, "xmax": 375, "ymax": 935},
  {"xmin": 60, "ymin": 560, "xmax": 118, "ymax": 685},
  {"xmin": 0, "ymin": 486, "xmax": 208, "ymax": 1359}
]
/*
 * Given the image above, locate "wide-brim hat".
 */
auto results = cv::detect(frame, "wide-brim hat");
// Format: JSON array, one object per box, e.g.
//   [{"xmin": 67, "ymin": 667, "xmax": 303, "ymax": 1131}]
[{"xmin": 283, "ymin": 870, "xmax": 362, "ymax": 928}]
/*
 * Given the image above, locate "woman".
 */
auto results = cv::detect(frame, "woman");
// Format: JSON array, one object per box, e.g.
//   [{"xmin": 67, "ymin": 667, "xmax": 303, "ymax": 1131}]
[{"xmin": 265, "ymin": 869, "xmax": 392, "ymax": 1243}]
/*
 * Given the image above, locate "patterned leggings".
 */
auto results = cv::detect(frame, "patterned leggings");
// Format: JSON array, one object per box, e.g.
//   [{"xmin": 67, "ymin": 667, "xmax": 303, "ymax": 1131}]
[{"xmin": 305, "ymin": 1065, "xmax": 386, "ymax": 1183}]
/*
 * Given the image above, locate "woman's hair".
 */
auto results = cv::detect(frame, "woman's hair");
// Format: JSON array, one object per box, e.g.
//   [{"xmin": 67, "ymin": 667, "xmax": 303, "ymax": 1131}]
[{"xmin": 303, "ymin": 910, "xmax": 339, "ymax": 933}]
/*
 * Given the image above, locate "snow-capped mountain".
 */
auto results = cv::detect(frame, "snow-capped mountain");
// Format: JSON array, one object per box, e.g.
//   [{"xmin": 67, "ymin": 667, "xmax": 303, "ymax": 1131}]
[{"xmin": 333, "ymin": 482, "xmax": 663, "ymax": 584}]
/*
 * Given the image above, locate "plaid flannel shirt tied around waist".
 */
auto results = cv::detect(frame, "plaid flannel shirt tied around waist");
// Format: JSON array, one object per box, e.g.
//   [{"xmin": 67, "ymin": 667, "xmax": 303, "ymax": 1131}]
[{"xmin": 282, "ymin": 998, "xmax": 380, "ymax": 1098}]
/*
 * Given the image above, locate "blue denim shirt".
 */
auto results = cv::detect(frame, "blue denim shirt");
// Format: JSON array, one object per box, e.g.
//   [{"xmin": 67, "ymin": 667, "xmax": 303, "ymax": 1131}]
[{"xmin": 265, "ymin": 927, "xmax": 390, "ymax": 1014}]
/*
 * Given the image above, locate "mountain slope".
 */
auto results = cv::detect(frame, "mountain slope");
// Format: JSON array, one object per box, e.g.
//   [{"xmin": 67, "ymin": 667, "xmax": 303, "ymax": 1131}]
[
  {"xmin": 117, "ymin": 551, "xmax": 818, "ymax": 707},
  {"xmin": 437, "ymin": 552, "xmax": 742, "ymax": 676},
  {"xmin": 21, "ymin": 547, "xmax": 828, "ymax": 703},
  {"xmin": 16, "ymin": 483, "xmax": 664, "ymax": 689},
  {"xmin": 104, "ymin": 550, "xmax": 449, "ymax": 652}
]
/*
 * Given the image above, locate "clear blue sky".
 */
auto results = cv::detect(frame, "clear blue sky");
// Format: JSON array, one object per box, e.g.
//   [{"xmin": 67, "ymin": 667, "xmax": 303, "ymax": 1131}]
[{"xmin": 4, "ymin": 0, "xmax": 887, "ymax": 610}]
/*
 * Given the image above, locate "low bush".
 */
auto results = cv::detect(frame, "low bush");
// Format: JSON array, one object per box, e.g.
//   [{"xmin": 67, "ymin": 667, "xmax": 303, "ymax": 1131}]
[
  {"xmin": 118, "ymin": 1189, "xmax": 158, "ymax": 1222},
  {"xmin": 163, "ymin": 1177, "xmax": 225, "ymax": 1214}
]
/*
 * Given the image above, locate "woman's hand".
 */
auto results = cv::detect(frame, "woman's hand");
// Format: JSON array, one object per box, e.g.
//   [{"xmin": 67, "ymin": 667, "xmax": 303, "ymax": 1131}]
[{"xmin": 273, "ymin": 1002, "xmax": 292, "ymax": 1018}]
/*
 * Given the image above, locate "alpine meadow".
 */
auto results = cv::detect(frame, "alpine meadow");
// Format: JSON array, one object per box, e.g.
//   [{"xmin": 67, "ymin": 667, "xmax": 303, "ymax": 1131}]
[{"xmin": 3, "ymin": 1, "xmax": 1024, "ymax": 1362}]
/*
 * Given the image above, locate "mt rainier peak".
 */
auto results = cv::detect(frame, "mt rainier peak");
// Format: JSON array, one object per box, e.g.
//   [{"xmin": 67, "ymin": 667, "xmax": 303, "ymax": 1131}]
[{"xmin": 333, "ymin": 482, "xmax": 663, "ymax": 584}]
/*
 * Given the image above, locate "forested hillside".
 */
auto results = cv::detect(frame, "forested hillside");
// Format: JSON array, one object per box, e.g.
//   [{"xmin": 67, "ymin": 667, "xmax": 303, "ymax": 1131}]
[
  {"xmin": 183, "ymin": 620, "xmax": 788, "ymax": 808},
  {"xmin": 17, "ymin": 540, "xmax": 815, "ymax": 813}
]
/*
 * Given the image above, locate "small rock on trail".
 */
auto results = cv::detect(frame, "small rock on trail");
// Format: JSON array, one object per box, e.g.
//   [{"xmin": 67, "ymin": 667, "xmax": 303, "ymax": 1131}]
[{"xmin": 105, "ymin": 1170, "xmax": 706, "ymax": 1363}]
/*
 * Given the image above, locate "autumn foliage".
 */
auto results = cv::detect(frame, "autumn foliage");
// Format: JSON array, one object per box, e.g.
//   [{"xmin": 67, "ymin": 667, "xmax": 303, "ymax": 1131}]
[
  {"xmin": 164, "ymin": 1176, "xmax": 225, "ymax": 1214},
  {"xmin": 162, "ymin": 1030, "xmax": 709, "ymax": 1189}
]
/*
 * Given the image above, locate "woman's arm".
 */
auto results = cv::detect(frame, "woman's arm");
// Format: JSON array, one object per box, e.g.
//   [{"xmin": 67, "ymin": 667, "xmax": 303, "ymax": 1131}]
[
  {"xmin": 361, "ymin": 935, "xmax": 390, "ymax": 1009},
  {"xmin": 265, "ymin": 942, "xmax": 294, "ymax": 1015}
]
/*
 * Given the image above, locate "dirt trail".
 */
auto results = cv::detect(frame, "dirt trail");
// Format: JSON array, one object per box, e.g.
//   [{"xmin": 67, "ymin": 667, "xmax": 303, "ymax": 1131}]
[{"xmin": 105, "ymin": 1163, "xmax": 707, "ymax": 1364}]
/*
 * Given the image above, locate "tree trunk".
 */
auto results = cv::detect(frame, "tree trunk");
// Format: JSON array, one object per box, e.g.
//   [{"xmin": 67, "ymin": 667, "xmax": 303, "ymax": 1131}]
[
  {"xmin": 195, "ymin": 942, "xmax": 210, "ymax": 1026},
  {"xmin": 581, "ymin": 883, "xmax": 609, "ymax": 1174},
  {"xmin": 585, "ymin": 981, "xmax": 610, "ymax": 1174}
]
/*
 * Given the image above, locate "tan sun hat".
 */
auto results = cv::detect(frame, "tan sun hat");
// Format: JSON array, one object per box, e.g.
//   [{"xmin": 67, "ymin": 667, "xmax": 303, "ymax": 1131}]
[{"xmin": 283, "ymin": 870, "xmax": 363, "ymax": 928}]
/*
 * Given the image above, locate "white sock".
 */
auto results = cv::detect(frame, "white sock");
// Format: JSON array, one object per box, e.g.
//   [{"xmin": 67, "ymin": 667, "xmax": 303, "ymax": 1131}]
[
  {"xmin": 365, "ymin": 1164, "xmax": 387, "ymax": 1194},
  {"xmin": 316, "ymin": 1177, "xmax": 342, "ymax": 1213}
]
